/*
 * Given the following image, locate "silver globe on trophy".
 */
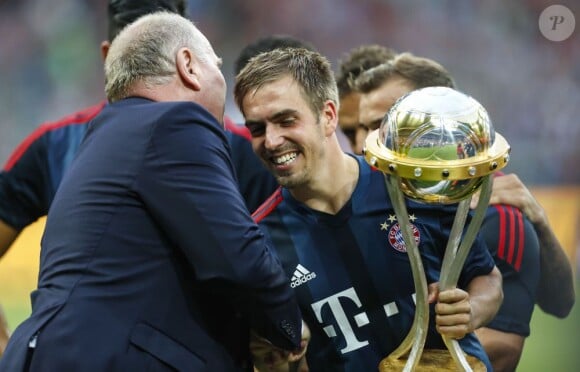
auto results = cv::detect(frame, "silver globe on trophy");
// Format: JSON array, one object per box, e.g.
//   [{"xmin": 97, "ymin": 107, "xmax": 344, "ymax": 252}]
[{"xmin": 364, "ymin": 87, "xmax": 511, "ymax": 371}]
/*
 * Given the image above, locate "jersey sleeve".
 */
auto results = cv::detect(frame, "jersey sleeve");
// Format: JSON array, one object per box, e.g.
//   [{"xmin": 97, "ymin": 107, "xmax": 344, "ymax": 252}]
[
  {"xmin": 479, "ymin": 204, "xmax": 540, "ymax": 336},
  {"xmin": 0, "ymin": 102, "xmax": 103, "ymax": 230},
  {"xmin": 457, "ymin": 230, "xmax": 496, "ymax": 289},
  {"xmin": 0, "ymin": 133, "xmax": 52, "ymax": 229}
]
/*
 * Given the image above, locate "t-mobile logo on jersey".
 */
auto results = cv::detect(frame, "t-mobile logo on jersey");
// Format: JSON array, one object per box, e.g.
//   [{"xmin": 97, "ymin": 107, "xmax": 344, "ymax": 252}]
[{"xmin": 311, "ymin": 287, "xmax": 412, "ymax": 354}]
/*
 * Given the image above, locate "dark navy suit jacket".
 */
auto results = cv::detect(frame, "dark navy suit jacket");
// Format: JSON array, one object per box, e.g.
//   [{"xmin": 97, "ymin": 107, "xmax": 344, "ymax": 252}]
[{"xmin": 0, "ymin": 97, "xmax": 302, "ymax": 371}]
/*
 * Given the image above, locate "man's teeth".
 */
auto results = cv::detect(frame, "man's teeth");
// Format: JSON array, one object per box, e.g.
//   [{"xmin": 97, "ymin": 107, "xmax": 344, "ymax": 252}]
[{"xmin": 273, "ymin": 153, "xmax": 297, "ymax": 165}]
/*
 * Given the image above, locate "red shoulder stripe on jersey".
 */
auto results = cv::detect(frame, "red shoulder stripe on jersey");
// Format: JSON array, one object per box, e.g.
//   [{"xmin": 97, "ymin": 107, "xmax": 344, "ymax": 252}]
[
  {"xmin": 495, "ymin": 205, "xmax": 507, "ymax": 259},
  {"xmin": 252, "ymin": 187, "xmax": 283, "ymax": 223},
  {"xmin": 3, "ymin": 101, "xmax": 106, "ymax": 171},
  {"xmin": 494, "ymin": 204, "xmax": 526, "ymax": 270},
  {"xmin": 506, "ymin": 206, "xmax": 516, "ymax": 263},
  {"xmin": 514, "ymin": 207, "xmax": 524, "ymax": 271},
  {"xmin": 224, "ymin": 116, "xmax": 252, "ymax": 141}
]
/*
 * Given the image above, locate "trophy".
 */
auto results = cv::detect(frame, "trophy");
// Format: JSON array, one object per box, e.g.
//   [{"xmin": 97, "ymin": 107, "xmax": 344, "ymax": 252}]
[{"xmin": 363, "ymin": 87, "xmax": 511, "ymax": 371}]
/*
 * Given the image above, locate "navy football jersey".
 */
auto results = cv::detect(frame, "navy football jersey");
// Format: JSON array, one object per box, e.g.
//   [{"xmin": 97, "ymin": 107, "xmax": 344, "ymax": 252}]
[
  {"xmin": 0, "ymin": 102, "xmax": 105, "ymax": 229},
  {"xmin": 0, "ymin": 107, "xmax": 271, "ymax": 229},
  {"xmin": 253, "ymin": 155, "xmax": 495, "ymax": 371}
]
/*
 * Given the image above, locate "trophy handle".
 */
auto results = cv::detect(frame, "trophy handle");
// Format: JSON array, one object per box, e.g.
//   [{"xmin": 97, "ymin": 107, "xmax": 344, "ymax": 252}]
[
  {"xmin": 438, "ymin": 175, "xmax": 493, "ymax": 371},
  {"xmin": 380, "ymin": 175, "xmax": 493, "ymax": 372},
  {"xmin": 382, "ymin": 174, "xmax": 430, "ymax": 371}
]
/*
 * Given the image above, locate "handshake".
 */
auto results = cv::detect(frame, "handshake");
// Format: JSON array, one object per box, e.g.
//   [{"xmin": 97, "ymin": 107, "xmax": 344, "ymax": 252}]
[{"xmin": 252, "ymin": 320, "xmax": 311, "ymax": 372}]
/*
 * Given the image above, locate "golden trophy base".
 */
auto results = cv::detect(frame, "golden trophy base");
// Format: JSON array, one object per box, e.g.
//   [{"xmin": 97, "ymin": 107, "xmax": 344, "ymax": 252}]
[{"xmin": 379, "ymin": 349, "xmax": 486, "ymax": 371}]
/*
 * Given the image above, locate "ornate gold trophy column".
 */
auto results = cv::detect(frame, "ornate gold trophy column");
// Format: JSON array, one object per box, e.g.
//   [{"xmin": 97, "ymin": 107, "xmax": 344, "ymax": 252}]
[{"xmin": 363, "ymin": 87, "xmax": 510, "ymax": 371}]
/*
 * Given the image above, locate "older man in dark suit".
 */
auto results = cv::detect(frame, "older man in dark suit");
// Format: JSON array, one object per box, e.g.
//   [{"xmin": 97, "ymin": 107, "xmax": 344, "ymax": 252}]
[{"xmin": 0, "ymin": 12, "xmax": 306, "ymax": 371}]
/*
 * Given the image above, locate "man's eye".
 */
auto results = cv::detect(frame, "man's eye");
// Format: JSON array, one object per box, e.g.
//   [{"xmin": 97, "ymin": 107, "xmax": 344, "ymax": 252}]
[
  {"xmin": 280, "ymin": 118, "xmax": 295, "ymax": 126},
  {"xmin": 249, "ymin": 126, "xmax": 265, "ymax": 137}
]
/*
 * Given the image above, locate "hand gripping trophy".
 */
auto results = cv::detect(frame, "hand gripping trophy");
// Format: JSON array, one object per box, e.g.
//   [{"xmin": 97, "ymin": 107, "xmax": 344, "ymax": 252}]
[{"xmin": 364, "ymin": 87, "xmax": 510, "ymax": 371}]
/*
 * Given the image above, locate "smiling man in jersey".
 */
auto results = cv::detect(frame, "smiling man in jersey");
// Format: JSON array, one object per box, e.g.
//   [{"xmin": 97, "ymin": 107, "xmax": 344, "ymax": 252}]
[{"xmin": 234, "ymin": 48, "xmax": 503, "ymax": 371}]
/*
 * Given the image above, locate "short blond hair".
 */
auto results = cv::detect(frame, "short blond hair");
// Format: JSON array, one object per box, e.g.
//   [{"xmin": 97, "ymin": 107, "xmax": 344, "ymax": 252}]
[{"xmin": 234, "ymin": 48, "xmax": 338, "ymax": 118}]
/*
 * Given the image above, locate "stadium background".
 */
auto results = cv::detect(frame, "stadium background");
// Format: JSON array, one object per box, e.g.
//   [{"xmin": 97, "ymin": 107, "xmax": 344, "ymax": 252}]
[{"xmin": 0, "ymin": 0, "xmax": 578, "ymax": 370}]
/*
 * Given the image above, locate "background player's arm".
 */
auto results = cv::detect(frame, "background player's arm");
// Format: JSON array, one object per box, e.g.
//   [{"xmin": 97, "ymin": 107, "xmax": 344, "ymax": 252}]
[
  {"xmin": 474, "ymin": 199, "xmax": 540, "ymax": 372},
  {"xmin": 0, "ymin": 220, "xmax": 20, "ymax": 259},
  {"xmin": 0, "ymin": 301, "xmax": 10, "ymax": 356},
  {"xmin": 475, "ymin": 327, "xmax": 524, "ymax": 372},
  {"xmin": 0, "ymin": 128, "xmax": 54, "ymax": 261},
  {"xmin": 472, "ymin": 173, "xmax": 575, "ymax": 317},
  {"xmin": 0, "ymin": 217, "xmax": 21, "ymax": 355},
  {"xmin": 0, "ymin": 136, "xmax": 46, "ymax": 356},
  {"xmin": 534, "ymin": 221, "xmax": 575, "ymax": 317}
]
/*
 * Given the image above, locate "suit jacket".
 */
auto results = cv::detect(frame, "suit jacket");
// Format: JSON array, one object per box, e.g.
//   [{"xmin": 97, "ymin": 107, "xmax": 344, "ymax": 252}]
[{"xmin": 0, "ymin": 97, "xmax": 302, "ymax": 371}]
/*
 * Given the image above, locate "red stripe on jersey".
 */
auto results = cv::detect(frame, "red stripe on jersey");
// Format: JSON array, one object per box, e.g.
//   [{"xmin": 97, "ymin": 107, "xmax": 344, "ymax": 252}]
[
  {"xmin": 224, "ymin": 116, "xmax": 252, "ymax": 141},
  {"xmin": 495, "ymin": 205, "xmax": 507, "ymax": 258},
  {"xmin": 514, "ymin": 207, "xmax": 525, "ymax": 271},
  {"xmin": 507, "ymin": 206, "xmax": 516, "ymax": 263},
  {"xmin": 3, "ymin": 101, "xmax": 106, "ymax": 171},
  {"xmin": 252, "ymin": 187, "xmax": 283, "ymax": 223}
]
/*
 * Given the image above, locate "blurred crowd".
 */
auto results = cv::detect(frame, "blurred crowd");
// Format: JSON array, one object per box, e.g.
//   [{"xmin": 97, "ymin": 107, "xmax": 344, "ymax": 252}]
[{"xmin": 1, "ymin": 0, "xmax": 578, "ymax": 185}]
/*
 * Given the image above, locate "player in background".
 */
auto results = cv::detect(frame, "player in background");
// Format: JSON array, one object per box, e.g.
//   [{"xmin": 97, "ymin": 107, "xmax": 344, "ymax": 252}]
[
  {"xmin": 354, "ymin": 52, "xmax": 575, "ymax": 371},
  {"xmin": 334, "ymin": 44, "xmax": 397, "ymax": 153}
]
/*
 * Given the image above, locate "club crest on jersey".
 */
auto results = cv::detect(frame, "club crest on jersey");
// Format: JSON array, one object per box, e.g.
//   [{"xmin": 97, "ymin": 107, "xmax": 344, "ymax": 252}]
[{"xmin": 388, "ymin": 222, "xmax": 420, "ymax": 253}]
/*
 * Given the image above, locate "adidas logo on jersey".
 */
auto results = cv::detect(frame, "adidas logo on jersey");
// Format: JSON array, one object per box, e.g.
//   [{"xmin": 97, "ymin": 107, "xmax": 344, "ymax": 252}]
[{"xmin": 290, "ymin": 264, "xmax": 316, "ymax": 288}]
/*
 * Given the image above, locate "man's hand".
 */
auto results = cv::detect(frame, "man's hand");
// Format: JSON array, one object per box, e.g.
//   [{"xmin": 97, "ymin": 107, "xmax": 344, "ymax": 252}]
[
  {"xmin": 428, "ymin": 284, "xmax": 473, "ymax": 340},
  {"xmin": 251, "ymin": 321, "xmax": 310, "ymax": 372},
  {"xmin": 0, "ymin": 303, "xmax": 10, "ymax": 356}
]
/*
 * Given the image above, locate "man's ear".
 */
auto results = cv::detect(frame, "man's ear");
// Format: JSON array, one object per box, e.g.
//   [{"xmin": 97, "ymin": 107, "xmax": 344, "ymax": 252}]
[
  {"xmin": 176, "ymin": 47, "xmax": 201, "ymax": 91},
  {"xmin": 322, "ymin": 100, "xmax": 339, "ymax": 137},
  {"xmin": 100, "ymin": 40, "xmax": 111, "ymax": 61}
]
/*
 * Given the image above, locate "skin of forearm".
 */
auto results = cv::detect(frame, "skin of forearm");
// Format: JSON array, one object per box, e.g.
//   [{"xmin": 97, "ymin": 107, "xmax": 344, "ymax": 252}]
[
  {"xmin": 475, "ymin": 327, "xmax": 524, "ymax": 372},
  {"xmin": 0, "ymin": 220, "xmax": 20, "ymax": 260},
  {"xmin": 0, "ymin": 221, "xmax": 19, "ymax": 356},
  {"xmin": 0, "ymin": 326, "xmax": 8, "ymax": 356},
  {"xmin": 467, "ymin": 267, "xmax": 503, "ymax": 331},
  {"xmin": 0, "ymin": 303, "xmax": 10, "ymax": 356},
  {"xmin": 534, "ymin": 220, "xmax": 575, "ymax": 318}
]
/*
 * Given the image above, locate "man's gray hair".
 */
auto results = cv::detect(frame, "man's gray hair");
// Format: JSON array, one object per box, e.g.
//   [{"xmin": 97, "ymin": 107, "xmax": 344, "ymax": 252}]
[{"xmin": 104, "ymin": 11, "xmax": 204, "ymax": 102}]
